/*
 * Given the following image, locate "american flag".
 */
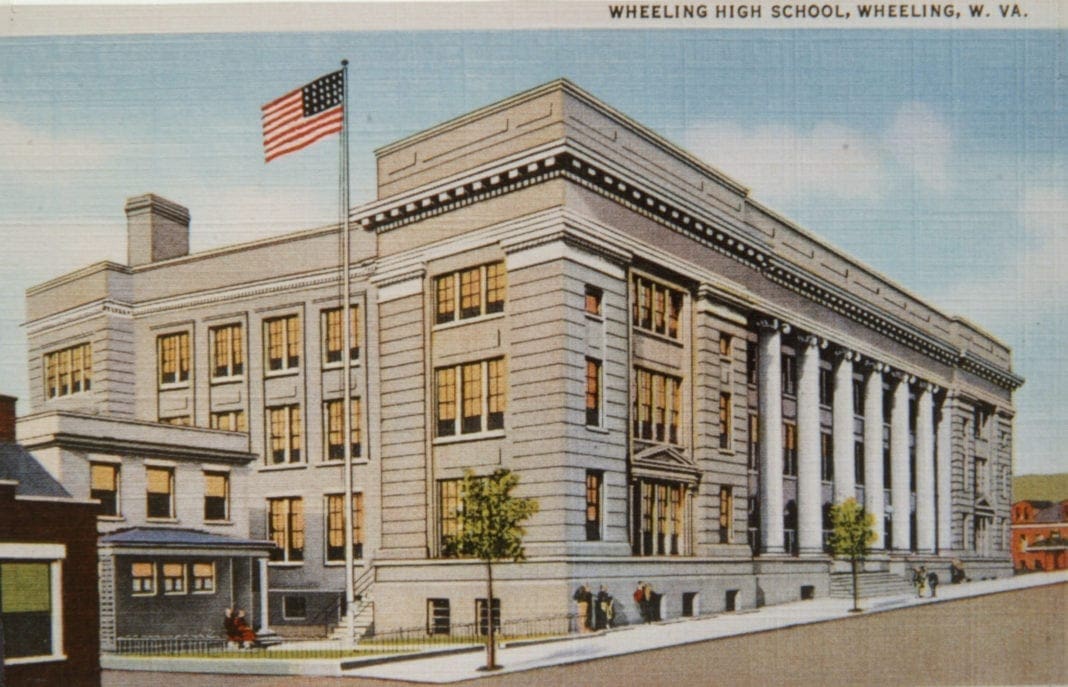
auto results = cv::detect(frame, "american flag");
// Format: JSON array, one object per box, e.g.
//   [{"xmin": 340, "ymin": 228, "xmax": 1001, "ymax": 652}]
[{"xmin": 261, "ymin": 70, "xmax": 344, "ymax": 163}]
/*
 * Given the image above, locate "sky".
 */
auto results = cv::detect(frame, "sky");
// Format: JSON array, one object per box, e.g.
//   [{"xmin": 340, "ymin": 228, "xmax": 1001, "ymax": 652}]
[{"xmin": 0, "ymin": 28, "xmax": 1063, "ymax": 474}]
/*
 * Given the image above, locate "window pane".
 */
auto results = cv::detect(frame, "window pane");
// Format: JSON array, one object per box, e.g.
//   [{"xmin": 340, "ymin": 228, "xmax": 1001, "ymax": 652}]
[
  {"xmin": 1, "ymin": 563, "xmax": 50, "ymax": 612},
  {"xmin": 485, "ymin": 263, "xmax": 505, "ymax": 313},
  {"xmin": 436, "ymin": 368, "xmax": 456, "ymax": 436},
  {"xmin": 461, "ymin": 362, "xmax": 482, "ymax": 433},
  {"xmin": 460, "ymin": 267, "xmax": 481, "ymax": 318},
  {"xmin": 436, "ymin": 275, "xmax": 455, "ymax": 323},
  {"xmin": 91, "ymin": 463, "xmax": 116, "ymax": 491},
  {"xmin": 146, "ymin": 468, "xmax": 171, "ymax": 494},
  {"xmin": 487, "ymin": 360, "xmax": 504, "ymax": 431}
]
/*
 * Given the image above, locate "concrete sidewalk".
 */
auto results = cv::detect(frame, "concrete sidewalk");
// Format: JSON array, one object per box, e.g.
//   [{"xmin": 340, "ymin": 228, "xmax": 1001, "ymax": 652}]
[
  {"xmin": 343, "ymin": 570, "xmax": 1068, "ymax": 683},
  {"xmin": 102, "ymin": 570, "xmax": 1068, "ymax": 680}
]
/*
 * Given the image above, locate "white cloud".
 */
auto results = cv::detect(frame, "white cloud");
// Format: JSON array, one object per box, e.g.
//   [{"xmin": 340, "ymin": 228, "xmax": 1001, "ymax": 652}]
[
  {"xmin": 0, "ymin": 117, "xmax": 112, "ymax": 173},
  {"xmin": 883, "ymin": 102, "xmax": 954, "ymax": 194},
  {"xmin": 684, "ymin": 120, "xmax": 886, "ymax": 205}
]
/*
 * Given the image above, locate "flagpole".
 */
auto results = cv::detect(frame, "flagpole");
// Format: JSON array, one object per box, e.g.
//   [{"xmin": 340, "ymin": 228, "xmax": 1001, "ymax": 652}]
[{"xmin": 340, "ymin": 58, "xmax": 356, "ymax": 641}]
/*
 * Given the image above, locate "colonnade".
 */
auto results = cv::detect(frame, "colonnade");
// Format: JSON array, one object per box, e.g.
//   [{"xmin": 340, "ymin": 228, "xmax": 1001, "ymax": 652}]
[{"xmin": 755, "ymin": 319, "xmax": 953, "ymax": 556}]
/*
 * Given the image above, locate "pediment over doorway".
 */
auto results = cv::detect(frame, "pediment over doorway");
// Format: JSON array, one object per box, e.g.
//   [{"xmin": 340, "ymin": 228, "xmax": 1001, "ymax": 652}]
[{"xmin": 631, "ymin": 445, "xmax": 701, "ymax": 483}]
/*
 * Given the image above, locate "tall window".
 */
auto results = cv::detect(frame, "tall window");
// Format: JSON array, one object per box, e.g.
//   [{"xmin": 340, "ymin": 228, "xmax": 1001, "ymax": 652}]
[
  {"xmin": 632, "ymin": 276, "xmax": 683, "ymax": 339},
  {"xmin": 719, "ymin": 333, "xmax": 732, "ymax": 358},
  {"xmin": 820, "ymin": 431, "xmax": 834, "ymax": 482},
  {"xmin": 158, "ymin": 332, "xmax": 191, "ymax": 386},
  {"xmin": 719, "ymin": 485, "xmax": 734, "ymax": 543},
  {"xmin": 266, "ymin": 404, "xmax": 302, "ymax": 464},
  {"xmin": 852, "ymin": 377, "xmax": 864, "ymax": 412},
  {"xmin": 585, "ymin": 358, "xmax": 602, "ymax": 427},
  {"xmin": 632, "ymin": 368, "xmax": 682, "ymax": 444},
  {"xmin": 854, "ymin": 438, "xmax": 865, "ymax": 485},
  {"xmin": 435, "ymin": 359, "xmax": 505, "ymax": 437},
  {"xmin": 718, "ymin": 392, "xmax": 732, "ymax": 449},
  {"xmin": 204, "ymin": 471, "xmax": 229, "ymax": 521},
  {"xmin": 747, "ymin": 414, "xmax": 759, "ymax": 470},
  {"xmin": 91, "ymin": 462, "xmax": 120, "ymax": 517},
  {"xmin": 145, "ymin": 466, "xmax": 174, "ymax": 519},
  {"xmin": 325, "ymin": 493, "xmax": 365, "ymax": 562},
  {"xmin": 819, "ymin": 367, "xmax": 833, "ymax": 406},
  {"xmin": 585, "ymin": 471, "xmax": 602, "ymax": 541},
  {"xmin": 0, "ymin": 558, "xmax": 62, "ymax": 661},
  {"xmin": 632, "ymin": 479, "xmax": 689, "ymax": 556},
  {"xmin": 783, "ymin": 423, "xmax": 798, "ymax": 476},
  {"xmin": 210, "ymin": 410, "xmax": 246, "ymax": 432},
  {"xmin": 324, "ymin": 398, "xmax": 362, "ymax": 460},
  {"xmin": 268, "ymin": 497, "xmax": 304, "ymax": 562},
  {"xmin": 746, "ymin": 345, "xmax": 758, "ymax": 386},
  {"xmin": 210, "ymin": 324, "xmax": 244, "ymax": 379},
  {"xmin": 44, "ymin": 342, "xmax": 92, "ymax": 398},
  {"xmin": 439, "ymin": 478, "xmax": 463, "ymax": 556},
  {"xmin": 781, "ymin": 354, "xmax": 797, "ymax": 396},
  {"xmin": 323, "ymin": 305, "xmax": 360, "ymax": 365},
  {"xmin": 435, "ymin": 262, "xmax": 506, "ymax": 324},
  {"xmin": 264, "ymin": 314, "xmax": 301, "ymax": 372},
  {"xmin": 584, "ymin": 285, "xmax": 603, "ymax": 316}
]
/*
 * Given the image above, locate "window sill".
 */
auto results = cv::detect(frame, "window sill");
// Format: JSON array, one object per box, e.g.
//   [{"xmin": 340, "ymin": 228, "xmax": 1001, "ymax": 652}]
[
  {"xmin": 260, "ymin": 463, "xmax": 308, "ymax": 472},
  {"xmin": 323, "ymin": 560, "xmax": 366, "ymax": 567},
  {"xmin": 159, "ymin": 382, "xmax": 191, "ymax": 391},
  {"xmin": 98, "ymin": 515, "xmax": 126, "ymax": 522},
  {"xmin": 433, "ymin": 311, "xmax": 505, "ymax": 332},
  {"xmin": 3, "ymin": 654, "xmax": 67, "ymax": 666},
  {"xmin": 316, "ymin": 459, "xmax": 369, "ymax": 467},
  {"xmin": 321, "ymin": 360, "xmax": 363, "ymax": 371},
  {"xmin": 163, "ymin": 591, "xmax": 189, "ymax": 596},
  {"xmin": 433, "ymin": 430, "xmax": 505, "ymax": 446},
  {"xmin": 264, "ymin": 368, "xmax": 300, "ymax": 379},
  {"xmin": 268, "ymin": 562, "xmax": 304, "ymax": 568},
  {"xmin": 146, "ymin": 517, "xmax": 179, "ymax": 524},
  {"xmin": 204, "ymin": 519, "xmax": 235, "ymax": 526},
  {"xmin": 717, "ymin": 447, "xmax": 735, "ymax": 456},
  {"xmin": 632, "ymin": 328, "xmax": 684, "ymax": 347},
  {"xmin": 585, "ymin": 313, "xmax": 604, "ymax": 323},
  {"xmin": 210, "ymin": 376, "xmax": 245, "ymax": 385},
  {"xmin": 585, "ymin": 425, "xmax": 610, "ymax": 435},
  {"xmin": 192, "ymin": 589, "xmax": 217, "ymax": 595}
]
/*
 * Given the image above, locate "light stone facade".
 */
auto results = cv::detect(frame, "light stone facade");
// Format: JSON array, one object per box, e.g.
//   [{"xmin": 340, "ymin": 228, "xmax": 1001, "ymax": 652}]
[{"xmin": 21, "ymin": 80, "xmax": 1019, "ymax": 635}]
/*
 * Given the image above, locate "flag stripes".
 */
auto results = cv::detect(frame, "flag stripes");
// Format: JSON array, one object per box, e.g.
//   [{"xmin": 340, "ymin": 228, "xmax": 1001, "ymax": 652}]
[{"xmin": 261, "ymin": 70, "xmax": 344, "ymax": 163}]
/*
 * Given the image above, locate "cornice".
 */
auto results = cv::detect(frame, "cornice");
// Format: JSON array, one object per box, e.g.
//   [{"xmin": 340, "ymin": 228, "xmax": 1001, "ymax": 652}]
[
  {"xmin": 24, "ymin": 432, "xmax": 256, "ymax": 465},
  {"xmin": 354, "ymin": 148, "xmax": 1020, "ymax": 391},
  {"xmin": 24, "ymin": 298, "xmax": 132, "ymax": 337}
]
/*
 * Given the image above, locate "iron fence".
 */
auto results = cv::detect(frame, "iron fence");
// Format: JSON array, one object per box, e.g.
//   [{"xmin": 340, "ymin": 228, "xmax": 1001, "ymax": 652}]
[{"xmin": 111, "ymin": 613, "xmax": 580, "ymax": 659}]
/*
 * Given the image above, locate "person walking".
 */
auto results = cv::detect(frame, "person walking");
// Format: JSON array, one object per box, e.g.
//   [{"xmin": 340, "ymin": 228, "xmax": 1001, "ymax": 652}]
[
  {"xmin": 927, "ymin": 570, "xmax": 939, "ymax": 598},
  {"xmin": 643, "ymin": 582, "xmax": 657, "ymax": 622}
]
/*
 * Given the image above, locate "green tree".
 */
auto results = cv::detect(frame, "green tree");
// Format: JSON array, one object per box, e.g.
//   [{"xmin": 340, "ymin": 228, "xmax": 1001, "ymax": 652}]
[
  {"xmin": 448, "ymin": 468, "xmax": 539, "ymax": 670},
  {"xmin": 827, "ymin": 498, "xmax": 877, "ymax": 612}
]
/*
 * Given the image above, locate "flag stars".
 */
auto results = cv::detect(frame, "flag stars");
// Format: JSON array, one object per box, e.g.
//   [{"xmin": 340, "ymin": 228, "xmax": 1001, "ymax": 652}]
[{"xmin": 302, "ymin": 71, "xmax": 344, "ymax": 117}]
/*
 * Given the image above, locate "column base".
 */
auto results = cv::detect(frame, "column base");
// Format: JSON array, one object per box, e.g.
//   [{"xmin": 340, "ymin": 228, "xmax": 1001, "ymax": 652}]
[
  {"xmin": 798, "ymin": 547, "xmax": 827, "ymax": 558},
  {"xmin": 760, "ymin": 545, "xmax": 787, "ymax": 556},
  {"xmin": 254, "ymin": 629, "xmax": 283, "ymax": 647}
]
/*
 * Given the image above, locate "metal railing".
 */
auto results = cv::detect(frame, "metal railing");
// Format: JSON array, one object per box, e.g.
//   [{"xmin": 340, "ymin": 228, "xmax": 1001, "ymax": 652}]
[{"xmin": 111, "ymin": 612, "xmax": 580, "ymax": 658}]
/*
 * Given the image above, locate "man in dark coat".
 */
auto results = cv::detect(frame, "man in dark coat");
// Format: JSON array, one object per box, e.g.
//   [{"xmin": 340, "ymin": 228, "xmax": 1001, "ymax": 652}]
[{"xmin": 595, "ymin": 586, "xmax": 612, "ymax": 630}]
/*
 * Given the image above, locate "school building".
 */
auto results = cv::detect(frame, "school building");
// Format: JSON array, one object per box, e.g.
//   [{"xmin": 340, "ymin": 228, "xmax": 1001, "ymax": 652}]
[{"xmin": 19, "ymin": 80, "xmax": 1019, "ymax": 638}]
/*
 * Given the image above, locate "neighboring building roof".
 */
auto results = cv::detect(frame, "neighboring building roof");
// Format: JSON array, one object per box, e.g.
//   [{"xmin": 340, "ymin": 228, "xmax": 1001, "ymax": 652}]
[
  {"xmin": 100, "ymin": 527, "xmax": 274, "ymax": 551},
  {"xmin": 1033, "ymin": 502, "xmax": 1068, "ymax": 524},
  {"xmin": 0, "ymin": 442, "xmax": 71, "ymax": 498}
]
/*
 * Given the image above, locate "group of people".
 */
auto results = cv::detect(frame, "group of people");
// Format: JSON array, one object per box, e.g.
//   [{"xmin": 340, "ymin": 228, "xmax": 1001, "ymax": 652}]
[
  {"xmin": 912, "ymin": 566, "xmax": 940, "ymax": 598},
  {"xmin": 223, "ymin": 608, "xmax": 258, "ymax": 648},
  {"xmin": 573, "ymin": 584, "xmax": 615, "ymax": 632},
  {"xmin": 633, "ymin": 581, "xmax": 661, "ymax": 623}
]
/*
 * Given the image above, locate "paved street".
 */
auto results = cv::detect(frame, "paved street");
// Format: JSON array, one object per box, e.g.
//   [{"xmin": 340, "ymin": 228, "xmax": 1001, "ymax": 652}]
[{"xmin": 104, "ymin": 573, "xmax": 1067, "ymax": 686}]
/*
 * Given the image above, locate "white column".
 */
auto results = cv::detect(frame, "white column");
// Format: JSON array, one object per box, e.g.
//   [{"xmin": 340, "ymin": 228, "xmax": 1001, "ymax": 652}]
[
  {"xmin": 832, "ymin": 350, "xmax": 856, "ymax": 503},
  {"xmin": 257, "ymin": 557, "xmax": 271, "ymax": 632},
  {"xmin": 797, "ymin": 335, "xmax": 823, "ymax": 555},
  {"xmin": 890, "ymin": 374, "xmax": 912, "ymax": 552},
  {"xmin": 936, "ymin": 392, "xmax": 954, "ymax": 552},
  {"xmin": 757, "ymin": 319, "xmax": 785, "ymax": 554},
  {"xmin": 915, "ymin": 383, "xmax": 936, "ymax": 553},
  {"xmin": 863, "ymin": 363, "xmax": 885, "ymax": 550}
]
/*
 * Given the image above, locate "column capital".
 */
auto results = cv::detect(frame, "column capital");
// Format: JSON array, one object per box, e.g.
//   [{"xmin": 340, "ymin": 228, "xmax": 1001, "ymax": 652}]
[
  {"xmin": 860, "ymin": 357, "xmax": 887, "ymax": 373},
  {"xmin": 755, "ymin": 317, "xmax": 791, "ymax": 334},
  {"xmin": 796, "ymin": 333, "xmax": 826, "ymax": 350},
  {"xmin": 832, "ymin": 346, "xmax": 860, "ymax": 362},
  {"xmin": 919, "ymin": 380, "xmax": 940, "ymax": 394}
]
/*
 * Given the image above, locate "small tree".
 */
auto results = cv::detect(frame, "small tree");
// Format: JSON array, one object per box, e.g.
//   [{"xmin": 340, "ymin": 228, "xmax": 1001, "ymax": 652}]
[
  {"xmin": 449, "ymin": 468, "xmax": 539, "ymax": 671},
  {"xmin": 828, "ymin": 498, "xmax": 877, "ymax": 612}
]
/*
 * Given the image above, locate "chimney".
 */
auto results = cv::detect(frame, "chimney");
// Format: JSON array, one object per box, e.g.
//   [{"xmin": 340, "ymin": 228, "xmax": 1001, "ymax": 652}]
[
  {"xmin": 125, "ymin": 194, "xmax": 190, "ymax": 266},
  {"xmin": 0, "ymin": 395, "xmax": 16, "ymax": 443}
]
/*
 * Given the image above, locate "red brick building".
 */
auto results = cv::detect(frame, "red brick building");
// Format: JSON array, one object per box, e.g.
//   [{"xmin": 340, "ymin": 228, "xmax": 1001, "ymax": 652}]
[
  {"xmin": 1011, "ymin": 499, "xmax": 1068, "ymax": 572},
  {"xmin": 0, "ymin": 395, "xmax": 100, "ymax": 687}
]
